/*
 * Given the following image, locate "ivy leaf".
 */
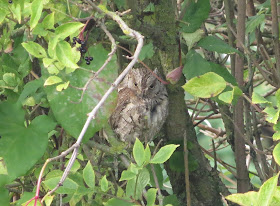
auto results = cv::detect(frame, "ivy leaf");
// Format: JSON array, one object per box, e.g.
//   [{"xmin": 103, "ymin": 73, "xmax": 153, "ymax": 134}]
[
  {"xmin": 273, "ymin": 143, "xmax": 280, "ymax": 166},
  {"xmin": 150, "ymin": 144, "xmax": 179, "ymax": 164},
  {"xmin": 22, "ymin": 42, "xmax": 47, "ymax": 58},
  {"xmin": 182, "ymin": 72, "xmax": 227, "ymax": 98},
  {"xmin": 133, "ymin": 138, "xmax": 145, "ymax": 166},
  {"xmin": 56, "ymin": 41, "xmax": 79, "ymax": 69},
  {"xmin": 83, "ymin": 161, "xmax": 95, "ymax": 189},
  {"xmin": 30, "ymin": 0, "xmax": 43, "ymax": 30}
]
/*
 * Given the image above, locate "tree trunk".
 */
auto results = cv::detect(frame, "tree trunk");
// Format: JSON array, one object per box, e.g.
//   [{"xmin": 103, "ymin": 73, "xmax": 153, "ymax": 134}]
[{"xmin": 126, "ymin": 0, "xmax": 231, "ymax": 204}]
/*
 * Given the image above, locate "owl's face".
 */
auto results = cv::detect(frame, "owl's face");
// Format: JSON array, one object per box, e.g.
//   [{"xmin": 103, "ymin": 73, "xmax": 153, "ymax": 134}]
[{"xmin": 119, "ymin": 68, "xmax": 164, "ymax": 99}]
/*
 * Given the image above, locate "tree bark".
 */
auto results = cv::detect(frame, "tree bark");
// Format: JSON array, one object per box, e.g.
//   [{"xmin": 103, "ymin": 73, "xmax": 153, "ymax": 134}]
[{"xmin": 126, "ymin": 0, "xmax": 231, "ymax": 204}]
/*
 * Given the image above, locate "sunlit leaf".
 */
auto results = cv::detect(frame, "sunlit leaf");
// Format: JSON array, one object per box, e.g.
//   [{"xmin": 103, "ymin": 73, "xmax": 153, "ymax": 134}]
[{"xmin": 182, "ymin": 72, "xmax": 227, "ymax": 98}]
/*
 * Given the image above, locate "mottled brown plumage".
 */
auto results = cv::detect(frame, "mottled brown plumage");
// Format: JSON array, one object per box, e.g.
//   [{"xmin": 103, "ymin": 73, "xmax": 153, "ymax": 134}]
[{"xmin": 109, "ymin": 68, "xmax": 168, "ymax": 143}]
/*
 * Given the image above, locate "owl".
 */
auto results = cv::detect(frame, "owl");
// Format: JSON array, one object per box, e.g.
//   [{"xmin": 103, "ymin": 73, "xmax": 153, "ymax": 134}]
[{"xmin": 109, "ymin": 68, "xmax": 168, "ymax": 144}]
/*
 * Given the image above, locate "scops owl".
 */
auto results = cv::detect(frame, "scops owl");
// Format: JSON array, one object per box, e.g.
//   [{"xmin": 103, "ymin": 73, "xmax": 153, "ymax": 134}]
[{"xmin": 109, "ymin": 68, "xmax": 168, "ymax": 144}]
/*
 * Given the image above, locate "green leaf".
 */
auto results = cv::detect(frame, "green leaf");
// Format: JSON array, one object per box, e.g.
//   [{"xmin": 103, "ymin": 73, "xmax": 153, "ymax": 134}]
[
  {"xmin": 246, "ymin": 14, "xmax": 265, "ymax": 34},
  {"xmin": 17, "ymin": 79, "xmax": 43, "ymax": 103},
  {"xmin": 44, "ymin": 171, "xmax": 78, "ymax": 194},
  {"xmin": 105, "ymin": 198, "xmax": 134, "ymax": 206},
  {"xmin": 218, "ymin": 86, "xmax": 242, "ymax": 104},
  {"xmin": 42, "ymin": 12, "xmax": 55, "ymax": 30},
  {"xmin": 150, "ymin": 144, "xmax": 179, "ymax": 164},
  {"xmin": 197, "ymin": 36, "xmax": 240, "ymax": 54},
  {"xmin": 163, "ymin": 195, "xmax": 180, "ymax": 206},
  {"xmin": 126, "ymin": 168, "xmax": 150, "ymax": 200},
  {"xmin": 226, "ymin": 191, "xmax": 258, "ymax": 206},
  {"xmin": 275, "ymin": 89, "xmax": 280, "ymax": 107},
  {"xmin": 183, "ymin": 49, "xmax": 211, "ymax": 79},
  {"xmin": 100, "ymin": 175, "xmax": 109, "ymax": 192},
  {"xmin": 133, "ymin": 138, "xmax": 145, "ymax": 166},
  {"xmin": 143, "ymin": 2, "xmax": 155, "ymax": 12},
  {"xmin": 144, "ymin": 145, "xmax": 151, "ymax": 164},
  {"xmin": 147, "ymin": 188, "xmax": 157, "ymax": 206},
  {"xmin": 2, "ymin": 73, "xmax": 17, "ymax": 87},
  {"xmin": 0, "ymin": 102, "xmax": 56, "ymax": 180},
  {"xmin": 83, "ymin": 161, "xmax": 95, "ymax": 189},
  {"xmin": 43, "ymin": 58, "xmax": 55, "ymax": 68},
  {"xmin": 56, "ymin": 81, "xmax": 69, "ymax": 91},
  {"xmin": 56, "ymin": 41, "xmax": 79, "ymax": 69},
  {"xmin": 44, "ymin": 76, "xmax": 62, "ymax": 86},
  {"xmin": 181, "ymin": 29, "xmax": 204, "ymax": 49},
  {"xmin": 22, "ymin": 41, "xmax": 47, "ymax": 58},
  {"xmin": 252, "ymin": 92, "xmax": 271, "ymax": 104},
  {"xmin": 120, "ymin": 170, "xmax": 137, "ymax": 181},
  {"xmin": 182, "ymin": 72, "xmax": 227, "ymax": 98},
  {"xmin": 179, "ymin": 0, "xmax": 210, "ymax": 33},
  {"xmin": 0, "ymin": 188, "xmax": 9, "ymax": 206},
  {"xmin": 138, "ymin": 42, "xmax": 154, "ymax": 61},
  {"xmin": 55, "ymin": 22, "xmax": 84, "ymax": 40},
  {"xmin": 10, "ymin": 3, "xmax": 21, "ymax": 24},
  {"xmin": 263, "ymin": 107, "xmax": 280, "ymax": 124},
  {"xmin": 257, "ymin": 173, "xmax": 280, "ymax": 206},
  {"xmin": 30, "ymin": 0, "xmax": 43, "ymax": 30},
  {"xmin": 273, "ymin": 143, "xmax": 280, "ymax": 166}
]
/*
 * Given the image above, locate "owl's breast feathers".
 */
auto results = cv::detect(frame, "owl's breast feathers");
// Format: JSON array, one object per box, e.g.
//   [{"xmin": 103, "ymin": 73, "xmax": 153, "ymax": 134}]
[{"xmin": 109, "ymin": 68, "xmax": 168, "ymax": 143}]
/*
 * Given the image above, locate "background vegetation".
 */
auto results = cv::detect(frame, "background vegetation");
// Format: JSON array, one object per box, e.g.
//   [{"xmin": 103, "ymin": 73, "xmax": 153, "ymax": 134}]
[{"xmin": 1, "ymin": 0, "xmax": 280, "ymax": 205}]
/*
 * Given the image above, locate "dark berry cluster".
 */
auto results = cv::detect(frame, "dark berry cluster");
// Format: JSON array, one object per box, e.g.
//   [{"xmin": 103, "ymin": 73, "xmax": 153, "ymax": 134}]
[
  {"xmin": 85, "ymin": 56, "xmax": 94, "ymax": 65},
  {"xmin": 72, "ymin": 37, "xmax": 94, "ymax": 65}
]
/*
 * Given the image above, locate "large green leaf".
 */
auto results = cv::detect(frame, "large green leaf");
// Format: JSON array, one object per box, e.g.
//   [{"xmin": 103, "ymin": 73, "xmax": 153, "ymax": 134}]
[
  {"xmin": 44, "ymin": 44, "xmax": 117, "ymax": 142},
  {"xmin": 0, "ymin": 102, "xmax": 56, "ymax": 180},
  {"xmin": 30, "ymin": 0, "xmax": 43, "ymax": 30},
  {"xmin": 226, "ymin": 191, "xmax": 258, "ymax": 206},
  {"xmin": 43, "ymin": 170, "xmax": 78, "ymax": 194},
  {"xmin": 183, "ymin": 49, "xmax": 211, "ymax": 79},
  {"xmin": 179, "ymin": 0, "xmax": 210, "ymax": 33},
  {"xmin": 182, "ymin": 72, "xmax": 227, "ymax": 98},
  {"xmin": 56, "ymin": 41, "xmax": 79, "ymax": 69},
  {"xmin": 183, "ymin": 49, "xmax": 237, "ymax": 84},
  {"xmin": 150, "ymin": 144, "xmax": 179, "ymax": 164},
  {"xmin": 257, "ymin": 173, "xmax": 280, "ymax": 206},
  {"xmin": 197, "ymin": 36, "xmax": 240, "ymax": 54},
  {"xmin": 273, "ymin": 143, "xmax": 280, "ymax": 166},
  {"xmin": 22, "ymin": 41, "xmax": 47, "ymax": 58},
  {"xmin": 55, "ymin": 22, "xmax": 84, "ymax": 40}
]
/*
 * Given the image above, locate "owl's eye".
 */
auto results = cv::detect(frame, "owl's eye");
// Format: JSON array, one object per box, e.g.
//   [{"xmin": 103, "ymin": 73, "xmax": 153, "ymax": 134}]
[
  {"xmin": 149, "ymin": 84, "xmax": 154, "ymax": 89},
  {"xmin": 134, "ymin": 83, "xmax": 138, "ymax": 86}
]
